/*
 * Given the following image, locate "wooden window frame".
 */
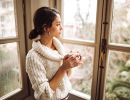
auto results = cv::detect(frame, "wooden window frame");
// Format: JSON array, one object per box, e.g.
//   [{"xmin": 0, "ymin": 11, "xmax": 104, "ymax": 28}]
[{"xmin": 0, "ymin": 0, "xmax": 29, "ymax": 99}]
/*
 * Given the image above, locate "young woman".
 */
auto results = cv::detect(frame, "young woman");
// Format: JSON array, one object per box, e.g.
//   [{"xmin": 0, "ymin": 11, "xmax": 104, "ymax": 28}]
[{"xmin": 26, "ymin": 7, "xmax": 83, "ymax": 100}]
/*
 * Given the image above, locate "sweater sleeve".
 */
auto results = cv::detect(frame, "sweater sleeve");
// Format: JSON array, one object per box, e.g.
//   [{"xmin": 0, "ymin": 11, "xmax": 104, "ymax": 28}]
[{"xmin": 26, "ymin": 53, "xmax": 54, "ymax": 99}]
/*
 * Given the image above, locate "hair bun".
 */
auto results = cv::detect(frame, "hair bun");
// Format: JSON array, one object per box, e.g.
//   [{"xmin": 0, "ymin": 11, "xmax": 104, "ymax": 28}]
[{"xmin": 29, "ymin": 29, "xmax": 38, "ymax": 40}]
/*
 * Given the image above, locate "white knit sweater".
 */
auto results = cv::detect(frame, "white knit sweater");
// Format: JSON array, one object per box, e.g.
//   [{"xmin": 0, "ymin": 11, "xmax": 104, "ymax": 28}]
[{"xmin": 26, "ymin": 37, "xmax": 72, "ymax": 100}]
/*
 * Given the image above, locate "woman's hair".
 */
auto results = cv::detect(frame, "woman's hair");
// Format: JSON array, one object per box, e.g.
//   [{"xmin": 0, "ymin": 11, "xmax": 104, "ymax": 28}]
[{"xmin": 29, "ymin": 7, "xmax": 59, "ymax": 40}]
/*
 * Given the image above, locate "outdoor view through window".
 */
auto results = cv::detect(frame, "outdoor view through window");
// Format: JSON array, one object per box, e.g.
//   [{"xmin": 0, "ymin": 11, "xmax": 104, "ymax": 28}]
[
  {"xmin": 63, "ymin": 0, "xmax": 97, "ymax": 41},
  {"xmin": 0, "ymin": 0, "xmax": 22, "ymax": 97},
  {"xmin": 105, "ymin": 0, "xmax": 130, "ymax": 100},
  {"xmin": 62, "ymin": 0, "xmax": 97, "ymax": 97}
]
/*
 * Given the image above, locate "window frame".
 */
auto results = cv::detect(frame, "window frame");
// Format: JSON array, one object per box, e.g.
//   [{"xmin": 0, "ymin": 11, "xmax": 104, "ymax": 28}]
[
  {"xmin": 94, "ymin": 0, "xmax": 130, "ymax": 100},
  {"xmin": 0, "ymin": 0, "xmax": 28, "ymax": 99}
]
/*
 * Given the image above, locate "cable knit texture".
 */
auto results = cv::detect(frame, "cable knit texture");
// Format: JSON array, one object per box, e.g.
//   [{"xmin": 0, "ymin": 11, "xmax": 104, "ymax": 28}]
[{"xmin": 26, "ymin": 37, "xmax": 72, "ymax": 100}]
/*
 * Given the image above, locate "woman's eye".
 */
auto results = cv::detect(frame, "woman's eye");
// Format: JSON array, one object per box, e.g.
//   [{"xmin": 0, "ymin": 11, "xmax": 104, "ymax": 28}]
[{"xmin": 56, "ymin": 24, "xmax": 60, "ymax": 26}]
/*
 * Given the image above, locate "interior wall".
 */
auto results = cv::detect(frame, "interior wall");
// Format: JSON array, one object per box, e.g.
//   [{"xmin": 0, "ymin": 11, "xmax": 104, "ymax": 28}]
[{"xmin": 30, "ymin": 0, "xmax": 49, "ymax": 28}]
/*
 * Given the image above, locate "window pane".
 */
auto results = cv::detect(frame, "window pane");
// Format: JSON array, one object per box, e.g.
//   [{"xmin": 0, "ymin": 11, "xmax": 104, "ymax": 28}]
[
  {"xmin": 63, "ymin": 0, "xmax": 97, "ymax": 41},
  {"xmin": 0, "ymin": 42, "xmax": 22, "ymax": 97},
  {"xmin": 105, "ymin": 51, "xmax": 130, "ymax": 100},
  {"xmin": 110, "ymin": 0, "xmax": 130, "ymax": 45},
  {"xmin": 0, "ymin": 0, "xmax": 17, "ymax": 38},
  {"xmin": 63, "ymin": 43, "xmax": 94, "ymax": 95}
]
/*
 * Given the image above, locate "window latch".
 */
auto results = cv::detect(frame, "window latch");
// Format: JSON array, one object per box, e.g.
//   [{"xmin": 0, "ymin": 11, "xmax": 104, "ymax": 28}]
[
  {"xmin": 101, "ymin": 38, "xmax": 107, "ymax": 54},
  {"xmin": 99, "ymin": 38, "xmax": 107, "ymax": 69}
]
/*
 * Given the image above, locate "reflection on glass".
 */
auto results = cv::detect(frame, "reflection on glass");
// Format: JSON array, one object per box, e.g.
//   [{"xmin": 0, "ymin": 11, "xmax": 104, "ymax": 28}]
[
  {"xmin": 0, "ymin": 0, "xmax": 17, "ymax": 38},
  {"xmin": 0, "ymin": 43, "xmax": 22, "ymax": 97},
  {"xmin": 63, "ymin": 43, "xmax": 94, "ymax": 95},
  {"xmin": 105, "ymin": 51, "xmax": 130, "ymax": 100},
  {"xmin": 110, "ymin": 0, "xmax": 130, "ymax": 45},
  {"xmin": 63, "ymin": 0, "xmax": 97, "ymax": 41}
]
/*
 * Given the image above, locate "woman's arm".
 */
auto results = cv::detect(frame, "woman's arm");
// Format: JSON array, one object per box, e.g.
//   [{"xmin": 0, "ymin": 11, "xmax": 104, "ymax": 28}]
[
  {"xmin": 49, "ymin": 53, "xmax": 82, "ymax": 91},
  {"xmin": 49, "ymin": 66, "xmax": 66, "ymax": 91},
  {"xmin": 26, "ymin": 55, "xmax": 55, "ymax": 98}
]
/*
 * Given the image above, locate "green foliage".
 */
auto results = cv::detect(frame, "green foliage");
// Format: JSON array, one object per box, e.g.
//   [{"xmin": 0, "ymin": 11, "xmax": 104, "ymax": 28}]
[
  {"xmin": 111, "ymin": 81, "xmax": 130, "ymax": 91},
  {"xmin": 106, "ymin": 59, "xmax": 130, "ymax": 100}
]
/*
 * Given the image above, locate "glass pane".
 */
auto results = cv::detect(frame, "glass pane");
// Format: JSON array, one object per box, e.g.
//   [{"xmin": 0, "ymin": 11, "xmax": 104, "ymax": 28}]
[
  {"xmin": 110, "ymin": 0, "xmax": 130, "ymax": 45},
  {"xmin": 62, "ymin": 0, "xmax": 97, "ymax": 41},
  {"xmin": 0, "ymin": 42, "xmax": 22, "ymax": 97},
  {"xmin": 63, "ymin": 43, "xmax": 94, "ymax": 95},
  {"xmin": 0, "ymin": 0, "xmax": 17, "ymax": 38},
  {"xmin": 105, "ymin": 51, "xmax": 130, "ymax": 100}
]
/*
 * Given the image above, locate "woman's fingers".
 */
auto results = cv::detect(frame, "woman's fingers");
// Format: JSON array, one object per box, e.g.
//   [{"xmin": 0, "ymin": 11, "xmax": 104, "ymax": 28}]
[
  {"xmin": 64, "ymin": 54, "xmax": 71, "ymax": 60},
  {"xmin": 63, "ymin": 53, "xmax": 83, "ymax": 69}
]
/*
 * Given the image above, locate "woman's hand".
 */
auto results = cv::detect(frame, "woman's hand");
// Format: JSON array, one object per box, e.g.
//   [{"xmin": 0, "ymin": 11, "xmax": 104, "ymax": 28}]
[
  {"xmin": 49, "ymin": 53, "xmax": 83, "ymax": 91},
  {"xmin": 61, "ymin": 53, "xmax": 83, "ymax": 70}
]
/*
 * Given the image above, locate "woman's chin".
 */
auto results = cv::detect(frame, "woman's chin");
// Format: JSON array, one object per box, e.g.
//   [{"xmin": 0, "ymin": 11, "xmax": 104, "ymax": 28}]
[{"xmin": 56, "ymin": 34, "xmax": 62, "ymax": 38}]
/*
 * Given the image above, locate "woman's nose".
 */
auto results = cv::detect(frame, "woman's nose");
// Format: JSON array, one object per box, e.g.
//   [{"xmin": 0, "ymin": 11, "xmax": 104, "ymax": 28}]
[{"xmin": 60, "ymin": 25, "xmax": 63, "ymax": 30}]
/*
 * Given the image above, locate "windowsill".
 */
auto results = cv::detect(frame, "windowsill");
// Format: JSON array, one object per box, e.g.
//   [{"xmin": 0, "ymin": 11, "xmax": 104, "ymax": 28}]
[
  {"xmin": 70, "ymin": 89, "xmax": 91, "ymax": 100},
  {"xmin": 1, "ymin": 88, "xmax": 22, "ymax": 100},
  {"xmin": 24, "ymin": 89, "xmax": 91, "ymax": 100}
]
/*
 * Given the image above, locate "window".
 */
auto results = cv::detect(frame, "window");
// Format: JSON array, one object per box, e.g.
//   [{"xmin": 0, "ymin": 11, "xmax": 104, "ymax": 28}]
[
  {"xmin": 58, "ymin": 0, "xmax": 98, "ymax": 99},
  {"xmin": 0, "ymin": 0, "xmax": 28, "ymax": 99},
  {"xmin": 105, "ymin": 0, "xmax": 130, "ymax": 99},
  {"xmin": 57, "ymin": 0, "xmax": 130, "ymax": 100},
  {"xmin": 0, "ymin": 1, "xmax": 16, "ymax": 38},
  {"xmin": 62, "ymin": 0, "xmax": 97, "ymax": 42}
]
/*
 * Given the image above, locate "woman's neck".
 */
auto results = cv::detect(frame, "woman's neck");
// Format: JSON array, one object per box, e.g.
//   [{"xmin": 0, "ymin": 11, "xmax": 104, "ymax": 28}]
[
  {"xmin": 40, "ymin": 35, "xmax": 52, "ymax": 46},
  {"xmin": 40, "ymin": 35, "xmax": 56, "ymax": 50}
]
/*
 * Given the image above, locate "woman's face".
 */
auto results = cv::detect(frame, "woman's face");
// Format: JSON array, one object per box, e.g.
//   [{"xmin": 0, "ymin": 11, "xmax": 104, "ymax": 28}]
[{"xmin": 48, "ymin": 14, "xmax": 63, "ymax": 38}]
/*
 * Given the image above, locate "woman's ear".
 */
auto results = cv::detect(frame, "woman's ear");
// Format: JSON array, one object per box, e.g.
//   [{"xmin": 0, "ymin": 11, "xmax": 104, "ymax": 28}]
[
  {"xmin": 44, "ymin": 26, "xmax": 50, "ymax": 33},
  {"xmin": 43, "ymin": 27, "xmax": 47, "ymax": 32}
]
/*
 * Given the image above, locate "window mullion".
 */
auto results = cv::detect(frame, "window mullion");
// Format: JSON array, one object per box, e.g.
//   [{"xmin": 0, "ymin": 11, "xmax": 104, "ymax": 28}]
[
  {"xmin": 0, "ymin": 38, "xmax": 19, "ymax": 44},
  {"xmin": 95, "ymin": 0, "xmax": 112, "ymax": 100}
]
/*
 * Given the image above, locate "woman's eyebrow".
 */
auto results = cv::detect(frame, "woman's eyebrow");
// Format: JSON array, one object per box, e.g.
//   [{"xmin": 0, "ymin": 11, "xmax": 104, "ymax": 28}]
[{"xmin": 56, "ymin": 21, "xmax": 61, "ymax": 24}]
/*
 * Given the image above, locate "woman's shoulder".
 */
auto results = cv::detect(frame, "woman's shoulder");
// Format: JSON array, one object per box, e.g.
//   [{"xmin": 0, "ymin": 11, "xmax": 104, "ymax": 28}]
[
  {"xmin": 26, "ymin": 48, "xmax": 47, "ymax": 62},
  {"xmin": 26, "ymin": 48, "xmax": 40, "ymax": 60},
  {"xmin": 26, "ymin": 49, "xmax": 35, "ymax": 57}
]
